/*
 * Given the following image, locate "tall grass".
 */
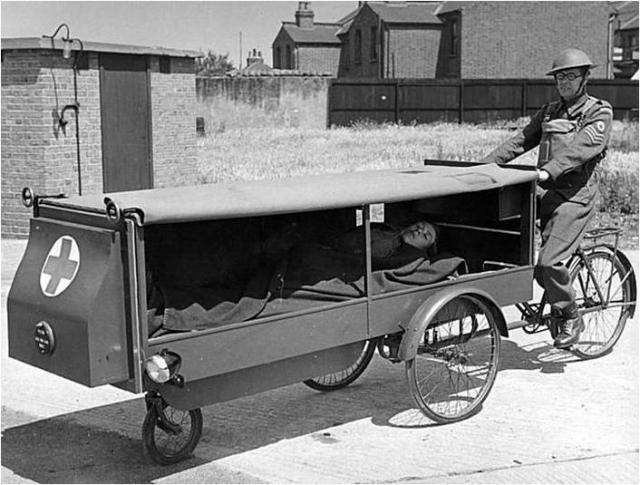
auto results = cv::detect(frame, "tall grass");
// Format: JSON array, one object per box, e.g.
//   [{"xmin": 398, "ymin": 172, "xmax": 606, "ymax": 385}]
[
  {"xmin": 196, "ymin": 120, "xmax": 637, "ymax": 186},
  {"xmin": 195, "ymin": 118, "xmax": 638, "ymax": 246}
]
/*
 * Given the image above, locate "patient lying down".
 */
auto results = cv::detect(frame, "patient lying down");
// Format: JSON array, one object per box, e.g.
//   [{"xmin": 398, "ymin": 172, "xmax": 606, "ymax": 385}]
[
  {"xmin": 147, "ymin": 221, "xmax": 466, "ymax": 336},
  {"xmin": 328, "ymin": 221, "xmax": 440, "ymax": 267}
]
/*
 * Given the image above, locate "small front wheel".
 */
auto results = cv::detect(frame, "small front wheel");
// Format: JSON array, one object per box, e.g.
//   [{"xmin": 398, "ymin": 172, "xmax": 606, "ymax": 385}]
[
  {"xmin": 406, "ymin": 294, "xmax": 501, "ymax": 423},
  {"xmin": 142, "ymin": 395, "xmax": 203, "ymax": 465}
]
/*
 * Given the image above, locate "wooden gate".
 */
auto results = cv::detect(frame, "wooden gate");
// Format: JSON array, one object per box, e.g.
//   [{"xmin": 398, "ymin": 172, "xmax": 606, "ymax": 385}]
[{"xmin": 99, "ymin": 53, "xmax": 152, "ymax": 193}]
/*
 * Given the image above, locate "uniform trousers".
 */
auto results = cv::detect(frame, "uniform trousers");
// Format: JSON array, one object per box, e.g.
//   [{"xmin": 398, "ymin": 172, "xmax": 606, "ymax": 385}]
[{"xmin": 534, "ymin": 188, "xmax": 598, "ymax": 311}]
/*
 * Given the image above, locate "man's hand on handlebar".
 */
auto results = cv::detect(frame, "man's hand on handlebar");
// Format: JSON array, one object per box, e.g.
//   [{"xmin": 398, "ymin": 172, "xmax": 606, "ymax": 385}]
[{"xmin": 537, "ymin": 169, "xmax": 550, "ymax": 183}]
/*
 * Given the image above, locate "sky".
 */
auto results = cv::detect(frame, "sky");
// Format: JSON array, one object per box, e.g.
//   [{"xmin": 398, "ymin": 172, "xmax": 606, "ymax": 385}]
[{"xmin": 0, "ymin": 1, "xmax": 358, "ymax": 67}]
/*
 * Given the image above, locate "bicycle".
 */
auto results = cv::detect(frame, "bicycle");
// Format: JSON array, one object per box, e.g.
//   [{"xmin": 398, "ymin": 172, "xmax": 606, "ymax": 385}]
[{"xmin": 516, "ymin": 226, "xmax": 637, "ymax": 359}]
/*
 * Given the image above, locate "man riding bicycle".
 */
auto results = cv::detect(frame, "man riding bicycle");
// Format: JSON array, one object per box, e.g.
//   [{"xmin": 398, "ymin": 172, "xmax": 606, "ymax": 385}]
[{"xmin": 481, "ymin": 48, "xmax": 613, "ymax": 349}]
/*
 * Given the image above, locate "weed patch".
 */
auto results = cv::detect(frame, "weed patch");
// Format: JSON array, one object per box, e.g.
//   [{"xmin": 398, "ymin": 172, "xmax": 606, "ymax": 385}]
[{"xmin": 195, "ymin": 121, "xmax": 638, "ymax": 247}]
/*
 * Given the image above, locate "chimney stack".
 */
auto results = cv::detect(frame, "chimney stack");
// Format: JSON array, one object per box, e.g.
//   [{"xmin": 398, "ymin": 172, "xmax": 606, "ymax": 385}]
[
  {"xmin": 295, "ymin": 2, "xmax": 314, "ymax": 29},
  {"xmin": 246, "ymin": 48, "xmax": 263, "ymax": 66}
]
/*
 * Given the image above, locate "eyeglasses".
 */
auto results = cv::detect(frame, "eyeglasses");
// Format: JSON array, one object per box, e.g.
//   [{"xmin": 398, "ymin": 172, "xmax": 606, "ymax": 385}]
[{"xmin": 554, "ymin": 71, "xmax": 583, "ymax": 81}]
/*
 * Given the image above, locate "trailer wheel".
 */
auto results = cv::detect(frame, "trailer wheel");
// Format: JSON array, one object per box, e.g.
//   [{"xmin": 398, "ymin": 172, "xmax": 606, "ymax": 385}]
[
  {"xmin": 303, "ymin": 338, "xmax": 376, "ymax": 391},
  {"xmin": 142, "ymin": 394, "xmax": 203, "ymax": 465},
  {"xmin": 406, "ymin": 294, "xmax": 501, "ymax": 423}
]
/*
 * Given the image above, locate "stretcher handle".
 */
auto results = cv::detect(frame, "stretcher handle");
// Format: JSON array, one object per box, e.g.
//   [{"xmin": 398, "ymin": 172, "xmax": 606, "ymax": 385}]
[
  {"xmin": 423, "ymin": 159, "xmax": 538, "ymax": 173},
  {"xmin": 104, "ymin": 197, "xmax": 121, "ymax": 223},
  {"xmin": 21, "ymin": 186, "xmax": 67, "ymax": 208}
]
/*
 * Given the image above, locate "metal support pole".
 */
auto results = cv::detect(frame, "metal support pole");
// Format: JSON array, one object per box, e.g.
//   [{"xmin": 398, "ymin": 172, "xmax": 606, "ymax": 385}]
[
  {"xmin": 394, "ymin": 80, "xmax": 400, "ymax": 124},
  {"xmin": 458, "ymin": 80, "xmax": 464, "ymax": 124},
  {"xmin": 363, "ymin": 205, "xmax": 373, "ymax": 337},
  {"xmin": 125, "ymin": 218, "xmax": 146, "ymax": 393}
]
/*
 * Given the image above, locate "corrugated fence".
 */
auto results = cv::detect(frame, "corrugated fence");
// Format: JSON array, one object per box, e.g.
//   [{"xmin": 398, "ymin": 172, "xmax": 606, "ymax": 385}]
[{"xmin": 328, "ymin": 78, "xmax": 639, "ymax": 126}]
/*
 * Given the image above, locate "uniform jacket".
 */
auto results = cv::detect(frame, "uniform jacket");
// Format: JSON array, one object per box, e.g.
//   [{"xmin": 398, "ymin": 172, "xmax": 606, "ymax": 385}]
[{"xmin": 481, "ymin": 92, "xmax": 613, "ymax": 204}]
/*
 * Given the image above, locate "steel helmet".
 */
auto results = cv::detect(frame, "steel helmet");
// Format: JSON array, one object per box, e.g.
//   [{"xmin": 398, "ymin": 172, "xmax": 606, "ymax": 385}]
[{"xmin": 546, "ymin": 48, "xmax": 596, "ymax": 75}]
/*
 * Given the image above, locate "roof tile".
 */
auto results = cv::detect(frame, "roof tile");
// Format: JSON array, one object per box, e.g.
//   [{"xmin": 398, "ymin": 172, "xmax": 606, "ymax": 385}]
[
  {"xmin": 281, "ymin": 22, "xmax": 342, "ymax": 44},
  {"xmin": 367, "ymin": 1, "xmax": 442, "ymax": 24}
]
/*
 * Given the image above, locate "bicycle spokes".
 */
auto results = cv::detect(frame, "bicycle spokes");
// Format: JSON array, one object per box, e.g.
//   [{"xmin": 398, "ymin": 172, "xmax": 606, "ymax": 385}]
[{"xmin": 571, "ymin": 251, "xmax": 633, "ymax": 359}]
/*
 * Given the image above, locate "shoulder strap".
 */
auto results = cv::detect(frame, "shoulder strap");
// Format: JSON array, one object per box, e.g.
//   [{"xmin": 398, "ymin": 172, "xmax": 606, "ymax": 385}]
[{"xmin": 541, "ymin": 100, "xmax": 559, "ymax": 121}]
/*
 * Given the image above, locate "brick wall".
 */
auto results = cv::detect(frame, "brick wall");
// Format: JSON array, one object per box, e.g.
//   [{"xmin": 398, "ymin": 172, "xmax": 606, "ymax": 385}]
[
  {"xmin": 2, "ymin": 49, "xmax": 199, "ymax": 237},
  {"xmin": 196, "ymin": 76, "xmax": 331, "ymax": 130},
  {"xmin": 462, "ymin": 2, "xmax": 610, "ymax": 79},
  {"xmin": 335, "ymin": 2, "xmax": 610, "ymax": 80},
  {"xmin": 435, "ymin": 12, "xmax": 461, "ymax": 78},
  {"xmin": 149, "ymin": 56, "xmax": 199, "ymax": 188},
  {"xmin": 297, "ymin": 45, "xmax": 341, "ymax": 75},
  {"xmin": 1, "ymin": 50, "xmax": 103, "ymax": 237},
  {"xmin": 340, "ymin": 5, "xmax": 380, "ymax": 77},
  {"xmin": 387, "ymin": 26, "xmax": 441, "ymax": 78},
  {"xmin": 272, "ymin": 29, "xmax": 293, "ymax": 69},
  {"xmin": 340, "ymin": 7, "xmax": 442, "ymax": 79}
]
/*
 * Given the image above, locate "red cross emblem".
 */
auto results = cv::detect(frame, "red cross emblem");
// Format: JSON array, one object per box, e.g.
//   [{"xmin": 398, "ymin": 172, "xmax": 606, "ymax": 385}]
[{"xmin": 40, "ymin": 236, "xmax": 80, "ymax": 297}]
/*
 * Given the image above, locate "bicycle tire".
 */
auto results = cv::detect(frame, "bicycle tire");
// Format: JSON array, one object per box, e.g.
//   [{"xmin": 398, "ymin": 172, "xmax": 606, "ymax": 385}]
[
  {"xmin": 570, "ymin": 250, "xmax": 635, "ymax": 359},
  {"xmin": 142, "ymin": 402, "xmax": 203, "ymax": 465},
  {"xmin": 303, "ymin": 338, "xmax": 376, "ymax": 391},
  {"xmin": 406, "ymin": 294, "xmax": 501, "ymax": 424}
]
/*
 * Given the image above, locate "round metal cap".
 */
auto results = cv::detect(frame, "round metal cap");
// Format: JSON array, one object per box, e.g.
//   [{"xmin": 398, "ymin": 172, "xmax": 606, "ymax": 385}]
[{"xmin": 546, "ymin": 48, "xmax": 596, "ymax": 75}]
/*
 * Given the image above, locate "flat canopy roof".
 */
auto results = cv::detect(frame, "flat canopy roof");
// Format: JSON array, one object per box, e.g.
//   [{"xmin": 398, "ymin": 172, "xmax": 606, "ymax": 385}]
[
  {"xmin": 1, "ymin": 37, "xmax": 202, "ymax": 58},
  {"xmin": 56, "ymin": 163, "xmax": 537, "ymax": 225}
]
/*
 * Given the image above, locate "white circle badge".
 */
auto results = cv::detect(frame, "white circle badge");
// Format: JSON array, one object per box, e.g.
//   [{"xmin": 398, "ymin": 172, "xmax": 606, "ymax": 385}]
[{"xmin": 40, "ymin": 236, "xmax": 80, "ymax": 297}]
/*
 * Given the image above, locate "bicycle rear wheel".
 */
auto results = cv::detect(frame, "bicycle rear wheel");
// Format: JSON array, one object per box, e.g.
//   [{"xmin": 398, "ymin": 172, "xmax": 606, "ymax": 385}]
[
  {"xmin": 303, "ymin": 339, "xmax": 376, "ymax": 391},
  {"xmin": 571, "ymin": 250, "xmax": 635, "ymax": 359},
  {"xmin": 406, "ymin": 294, "xmax": 501, "ymax": 423}
]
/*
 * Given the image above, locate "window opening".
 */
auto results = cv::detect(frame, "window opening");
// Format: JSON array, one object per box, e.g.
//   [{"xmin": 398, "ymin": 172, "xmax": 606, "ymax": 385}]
[
  {"xmin": 450, "ymin": 18, "xmax": 459, "ymax": 57},
  {"xmin": 160, "ymin": 56, "xmax": 171, "ymax": 73},
  {"xmin": 370, "ymin": 27, "xmax": 377, "ymax": 61}
]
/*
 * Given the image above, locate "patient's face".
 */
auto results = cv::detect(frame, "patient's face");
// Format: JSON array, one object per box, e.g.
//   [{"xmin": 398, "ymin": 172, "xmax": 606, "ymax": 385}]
[{"xmin": 401, "ymin": 222, "xmax": 437, "ymax": 250}]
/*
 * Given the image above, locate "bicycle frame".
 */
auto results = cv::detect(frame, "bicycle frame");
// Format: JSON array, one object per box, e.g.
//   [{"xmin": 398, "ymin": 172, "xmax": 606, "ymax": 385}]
[{"xmin": 516, "ymin": 226, "xmax": 634, "ymax": 331}]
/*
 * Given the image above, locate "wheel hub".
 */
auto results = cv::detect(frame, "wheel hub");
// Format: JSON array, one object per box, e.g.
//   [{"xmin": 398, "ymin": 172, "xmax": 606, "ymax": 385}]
[{"xmin": 436, "ymin": 346, "xmax": 469, "ymax": 366}]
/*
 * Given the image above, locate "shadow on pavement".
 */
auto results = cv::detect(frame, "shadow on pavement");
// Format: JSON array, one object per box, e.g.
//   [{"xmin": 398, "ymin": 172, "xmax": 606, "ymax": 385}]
[
  {"xmin": 1, "ymin": 399, "xmax": 209, "ymax": 483},
  {"xmin": 499, "ymin": 337, "xmax": 584, "ymax": 374},
  {"xmin": 2, "ymin": 336, "xmax": 588, "ymax": 483},
  {"xmin": 1, "ymin": 359, "xmax": 416, "ymax": 483}
]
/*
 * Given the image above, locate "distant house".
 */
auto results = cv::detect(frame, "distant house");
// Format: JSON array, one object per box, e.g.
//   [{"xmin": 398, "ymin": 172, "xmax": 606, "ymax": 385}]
[
  {"xmin": 611, "ymin": 1, "xmax": 639, "ymax": 78},
  {"xmin": 230, "ymin": 47, "xmax": 334, "ymax": 77},
  {"xmin": 271, "ymin": 2, "xmax": 343, "ymax": 75},
  {"xmin": 338, "ymin": 2, "xmax": 442, "ymax": 78},
  {"xmin": 338, "ymin": 1, "xmax": 611, "ymax": 79}
]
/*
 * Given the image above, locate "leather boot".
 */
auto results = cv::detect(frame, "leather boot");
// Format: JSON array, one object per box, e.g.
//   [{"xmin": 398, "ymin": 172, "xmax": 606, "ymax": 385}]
[{"xmin": 553, "ymin": 303, "xmax": 585, "ymax": 349}]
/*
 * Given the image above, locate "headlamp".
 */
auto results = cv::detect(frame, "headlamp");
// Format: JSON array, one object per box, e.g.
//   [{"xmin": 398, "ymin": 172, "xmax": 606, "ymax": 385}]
[
  {"xmin": 144, "ymin": 350, "xmax": 182, "ymax": 384},
  {"xmin": 21, "ymin": 187, "xmax": 34, "ymax": 208}
]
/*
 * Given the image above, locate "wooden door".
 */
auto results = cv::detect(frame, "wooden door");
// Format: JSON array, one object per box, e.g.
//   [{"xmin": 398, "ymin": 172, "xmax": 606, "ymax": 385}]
[{"xmin": 99, "ymin": 53, "xmax": 152, "ymax": 193}]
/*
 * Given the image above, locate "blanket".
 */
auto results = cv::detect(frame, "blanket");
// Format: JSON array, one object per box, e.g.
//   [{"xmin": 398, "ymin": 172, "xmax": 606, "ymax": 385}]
[{"xmin": 148, "ymin": 243, "xmax": 467, "ymax": 336}]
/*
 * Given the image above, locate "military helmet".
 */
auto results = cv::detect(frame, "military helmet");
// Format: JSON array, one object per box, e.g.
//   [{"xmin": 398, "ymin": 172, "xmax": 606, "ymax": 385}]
[{"xmin": 546, "ymin": 48, "xmax": 596, "ymax": 75}]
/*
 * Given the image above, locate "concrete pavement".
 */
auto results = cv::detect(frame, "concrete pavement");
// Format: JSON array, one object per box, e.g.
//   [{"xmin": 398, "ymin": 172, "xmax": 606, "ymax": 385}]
[{"xmin": 2, "ymin": 238, "xmax": 638, "ymax": 483}]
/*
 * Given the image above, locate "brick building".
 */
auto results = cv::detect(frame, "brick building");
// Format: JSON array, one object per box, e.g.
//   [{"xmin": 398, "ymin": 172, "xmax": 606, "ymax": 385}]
[
  {"xmin": 338, "ymin": 2, "xmax": 442, "ymax": 78},
  {"xmin": 338, "ymin": 1, "xmax": 611, "ymax": 79},
  {"xmin": 1, "ymin": 38, "xmax": 201, "ymax": 237},
  {"xmin": 611, "ymin": 1, "xmax": 639, "ymax": 78},
  {"xmin": 271, "ymin": 2, "xmax": 343, "ymax": 75}
]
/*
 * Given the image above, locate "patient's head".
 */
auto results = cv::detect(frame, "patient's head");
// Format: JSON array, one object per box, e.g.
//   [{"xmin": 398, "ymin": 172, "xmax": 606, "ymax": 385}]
[{"xmin": 400, "ymin": 221, "xmax": 438, "ymax": 251}]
